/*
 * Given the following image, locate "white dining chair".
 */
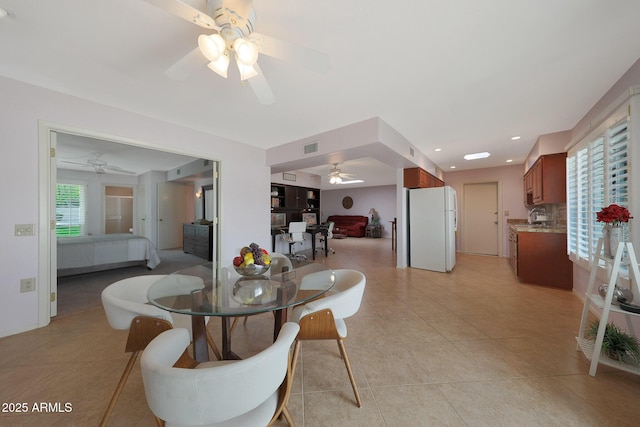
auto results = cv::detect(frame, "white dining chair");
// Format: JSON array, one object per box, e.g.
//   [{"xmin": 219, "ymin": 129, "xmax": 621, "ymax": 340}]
[
  {"xmin": 281, "ymin": 221, "xmax": 308, "ymax": 260},
  {"xmin": 100, "ymin": 275, "xmax": 221, "ymax": 427},
  {"xmin": 290, "ymin": 269, "xmax": 366, "ymax": 407},
  {"xmin": 141, "ymin": 322, "xmax": 300, "ymax": 426}
]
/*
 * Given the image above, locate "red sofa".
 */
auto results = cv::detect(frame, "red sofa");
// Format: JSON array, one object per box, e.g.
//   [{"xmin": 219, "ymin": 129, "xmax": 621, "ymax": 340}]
[{"xmin": 327, "ymin": 215, "xmax": 369, "ymax": 237}]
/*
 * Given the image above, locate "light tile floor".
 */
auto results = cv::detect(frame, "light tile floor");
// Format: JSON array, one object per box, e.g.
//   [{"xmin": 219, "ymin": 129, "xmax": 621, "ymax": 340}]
[{"xmin": 2, "ymin": 238, "xmax": 640, "ymax": 426}]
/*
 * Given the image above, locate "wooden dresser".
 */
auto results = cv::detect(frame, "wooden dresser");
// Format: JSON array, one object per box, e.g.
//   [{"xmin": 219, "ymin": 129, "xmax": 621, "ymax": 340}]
[{"xmin": 183, "ymin": 224, "xmax": 213, "ymax": 260}]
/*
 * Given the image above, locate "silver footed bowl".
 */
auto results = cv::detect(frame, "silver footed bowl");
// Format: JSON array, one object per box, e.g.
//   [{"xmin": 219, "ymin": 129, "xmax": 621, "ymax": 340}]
[
  {"xmin": 234, "ymin": 264, "xmax": 270, "ymax": 276},
  {"xmin": 598, "ymin": 284, "xmax": 633, "ymax": 305}
]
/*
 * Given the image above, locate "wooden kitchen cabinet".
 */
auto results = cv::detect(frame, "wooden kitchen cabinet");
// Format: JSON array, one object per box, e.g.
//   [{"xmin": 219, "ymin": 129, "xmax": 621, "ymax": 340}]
[
  {"xmin": 524, "ymin": 153, "xmax": 566, "ymax": 205},
  {"xmin": 517, "ymin": 231, "xmax": 572, "ymax": 289},
  {"xmin": 403, "ymin": 167, "xmax": 444, "ymax": 188}
]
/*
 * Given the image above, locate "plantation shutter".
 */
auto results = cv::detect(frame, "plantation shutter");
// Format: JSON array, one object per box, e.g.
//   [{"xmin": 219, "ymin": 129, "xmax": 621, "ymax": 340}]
[{"xmin": 56, "ymin": 183, "xmax": 87, "ymax": 237}]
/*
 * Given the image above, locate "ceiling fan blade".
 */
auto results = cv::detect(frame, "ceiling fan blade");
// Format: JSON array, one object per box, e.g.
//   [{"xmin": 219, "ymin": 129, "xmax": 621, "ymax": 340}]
[
  {"xmin": 61, "ymin": 161, "xmax": 92, "ymax": 167},
  {"xmin": 103, "ymin": 165, "xmax": 136, "ymax": 175},
  {"xmin": 144, "ymin": 0, "xmax": 218, "ymax": 29},
  {"xmin": 247, "ymin": 63, "xmax": 276, "ymax": 105},
  {"xmin": 165, "ymin": 46, "xmax": 208, "ymax": 80},
  {"xmin": 249, "ymin": 32, "xmax": 330, "ymax": 74}
]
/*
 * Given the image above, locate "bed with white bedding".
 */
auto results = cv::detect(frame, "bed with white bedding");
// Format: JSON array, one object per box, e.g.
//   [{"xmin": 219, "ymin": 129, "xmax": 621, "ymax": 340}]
[{"xmin": 57, "ymin": 234, "xmax": 161, "ymax": 277}]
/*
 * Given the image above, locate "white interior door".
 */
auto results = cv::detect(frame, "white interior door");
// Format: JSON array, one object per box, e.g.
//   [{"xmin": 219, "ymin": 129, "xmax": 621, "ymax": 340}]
[
  {"xmin": 157, "ymin": 182, "xmax": 188, "ymax": 250},
  {"xmin": 462, "ymin": 182, "xmax": 499, "ymax": 256}
]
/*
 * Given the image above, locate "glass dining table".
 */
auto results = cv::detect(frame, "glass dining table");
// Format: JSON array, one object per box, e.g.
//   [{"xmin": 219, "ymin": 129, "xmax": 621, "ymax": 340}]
[{"xmin": 147, "ymin": 261, "xmax": 336, "ymax": 362}]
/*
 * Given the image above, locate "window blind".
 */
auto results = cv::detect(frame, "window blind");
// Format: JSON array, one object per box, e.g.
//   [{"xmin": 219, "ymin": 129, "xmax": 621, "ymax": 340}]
[
  {"xmin": 56, "ymin": 183, "xmax": 87, "ymax": 237},
  {"xmin": 567, "ymin": 112, "xmax": 630, "ymax": 267}
]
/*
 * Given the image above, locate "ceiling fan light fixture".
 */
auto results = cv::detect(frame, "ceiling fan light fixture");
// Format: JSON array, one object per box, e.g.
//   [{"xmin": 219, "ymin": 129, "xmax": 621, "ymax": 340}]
[
  {"xmin": 207, "ymin": 55, "xmax": 230, "ymax": 78},
  {"xmin": 237, "ymin": 61, "xmax": 258, "ymax": 80},
  {"xmin": 198, "ymin": 34, "xmax": 226, "ymax": 62},
  {"xmin": 234, "ymin": 38, "xmax": 258, "ymax": 66}
]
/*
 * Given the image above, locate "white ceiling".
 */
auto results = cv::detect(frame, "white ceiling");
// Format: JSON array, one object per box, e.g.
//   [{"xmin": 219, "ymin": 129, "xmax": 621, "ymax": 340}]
[
  {"xmin": 2, "ymin": 0, "xmax": 640, "ymax": 181},
  {"xmin": 55, "ymin": 133, "xmax": 200, "ymax": 177}
]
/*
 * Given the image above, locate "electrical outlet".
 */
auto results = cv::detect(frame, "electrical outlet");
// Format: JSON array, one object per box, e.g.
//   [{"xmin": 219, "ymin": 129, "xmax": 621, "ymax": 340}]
[{"xmin": 20, "ymin": 277, "xmax": 36, "ymax": 293}]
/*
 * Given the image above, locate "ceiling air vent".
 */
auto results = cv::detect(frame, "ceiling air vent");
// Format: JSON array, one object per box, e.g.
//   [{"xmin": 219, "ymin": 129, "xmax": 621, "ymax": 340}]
[{"xmin": 304, "ymin": 141, "xmax": 318, "ymax": 155}]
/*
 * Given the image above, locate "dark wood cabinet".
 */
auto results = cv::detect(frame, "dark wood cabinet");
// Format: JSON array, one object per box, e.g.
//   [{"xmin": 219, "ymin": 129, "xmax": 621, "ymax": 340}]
[
  {"xmin": 271, "ymin": 183, "xmax": 320, "ymax": 224},
  {"xmin": 524, "ymin": 153, "xmax": 566, "ymax": 205},
  {"xmin": 517, "ymin": 231, "xmax": 572, "ymax": 289},
  {"xmin": 270, "ymin": 185, "xmax": 286, "ymax": 208},
  {"xmin": 403, "ymin": 167, "xmax": 444, "ymax": 188},
  {"xmin": 183, "ymin": 224, "xmax": 213, "ymax": 260}
]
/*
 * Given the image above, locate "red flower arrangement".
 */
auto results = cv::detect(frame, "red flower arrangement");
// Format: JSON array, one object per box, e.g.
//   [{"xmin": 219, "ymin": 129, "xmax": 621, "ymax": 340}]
[{"xmin": 596, "ymin": 204, "xmax": 633, "ymax": 227}]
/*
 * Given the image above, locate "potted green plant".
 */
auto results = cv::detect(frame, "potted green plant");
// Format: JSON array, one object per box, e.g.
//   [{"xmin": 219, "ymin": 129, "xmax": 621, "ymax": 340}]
[{"xmin": 587, "ymin": 321, "xmax": 640, "ymax": 366}]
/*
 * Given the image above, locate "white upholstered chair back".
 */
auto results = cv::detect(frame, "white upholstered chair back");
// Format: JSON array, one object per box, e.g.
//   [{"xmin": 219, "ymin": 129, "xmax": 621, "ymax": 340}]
[
  {"xmin": 288, "ymin": 221, "xmax": 307, "ymax": 242},
  {"xmin": 291, "ymin": 269, "xmax": 365, "ymax": 325},
  {"xmin": 269, "ymin": 252, "xmax": 293, "ymax": 274},
  {"xmin": 101, "ymin": 275, "xmax": 172, "ymax": 330},
  {"xmin": 141, "ymin": 322, "xmax": 300, "ymax": 426}
]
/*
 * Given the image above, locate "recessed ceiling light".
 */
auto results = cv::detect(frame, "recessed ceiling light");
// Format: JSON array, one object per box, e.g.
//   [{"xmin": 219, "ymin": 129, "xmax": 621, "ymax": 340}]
[
  {"xmin": 463, "ymin": 152, "xmax": 491, "ymax": 160},
  {"xmin": 511, "ymin": 136, "xmax": 521, "ymax": 140},
  {"xmin": 0, "ymin": 8, "xmax": 8, "ymax": 19},
  {"xmin": 450, "ymin": 166, "xmax": 456, "ymax": 169},
  {"xmin": 434, "ymin": 148, "xmax": 442, "ymax": 152},
  {"xmin": 506, "ymin": 159, "xmax": 513, "ymax": 163}
]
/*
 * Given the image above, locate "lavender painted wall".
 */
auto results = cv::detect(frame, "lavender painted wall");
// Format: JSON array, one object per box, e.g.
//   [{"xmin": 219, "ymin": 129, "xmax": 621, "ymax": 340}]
[
  {"xmin": 0, "ymin": 76, "xmax": 271, "ymax": 337},
  {"xmin": 320, "ymin": 185, "xmax": 396, "ymax": 238}
]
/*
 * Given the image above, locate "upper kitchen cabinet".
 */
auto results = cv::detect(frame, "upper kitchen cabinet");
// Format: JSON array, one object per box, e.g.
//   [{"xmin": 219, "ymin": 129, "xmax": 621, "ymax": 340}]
[
  {"xmin": 404, "ymin": 167, "xmax": 444, "ymax": 189},
  {"xmin": 524, "ymin": 153, "xmax": 566, "ymax": 205}
]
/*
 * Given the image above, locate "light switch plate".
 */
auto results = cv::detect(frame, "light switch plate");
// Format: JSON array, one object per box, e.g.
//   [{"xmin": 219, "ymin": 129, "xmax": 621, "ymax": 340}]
[{"xmin": 15, "ymin": 224, "xmax": 34, "ymax": 236}]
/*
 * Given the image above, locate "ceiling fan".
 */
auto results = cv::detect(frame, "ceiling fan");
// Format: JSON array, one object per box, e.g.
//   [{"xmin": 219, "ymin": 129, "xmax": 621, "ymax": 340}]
[
  {"xmin": 61, "ymin": 153, "xmax": 136, "ymax": 175},
  {"xmin": 328, "ymin": 163, "xmax": 357, "ymax": 184},
  {"xmin": 144, "ymin": 0, "xmax": 331, "ymax": 104}
]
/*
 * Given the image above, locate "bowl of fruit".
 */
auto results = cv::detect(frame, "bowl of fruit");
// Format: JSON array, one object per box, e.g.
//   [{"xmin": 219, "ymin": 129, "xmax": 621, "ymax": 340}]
[{"xmin": 233, "ymin": 243, "xmax": 272, "ymax": 276}]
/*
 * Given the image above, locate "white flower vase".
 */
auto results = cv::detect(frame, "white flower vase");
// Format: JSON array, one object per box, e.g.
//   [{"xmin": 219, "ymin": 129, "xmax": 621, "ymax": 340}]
[{"xmin": 604, "ymin": 227, "xmax": 622, "ymax": 258}]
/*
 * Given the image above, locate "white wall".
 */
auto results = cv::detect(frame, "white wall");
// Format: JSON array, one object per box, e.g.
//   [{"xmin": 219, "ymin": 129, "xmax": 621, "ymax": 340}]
[
  {"xmin": 320, "ymin": 185, "xmax": 396, "ymax": 238},
  {"xmin": 0, "ymin": 76, "xmax": 271, "ymax": 337}
]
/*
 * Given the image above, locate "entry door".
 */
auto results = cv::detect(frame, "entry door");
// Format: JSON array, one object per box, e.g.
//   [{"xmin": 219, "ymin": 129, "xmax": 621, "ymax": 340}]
[
  {"xmin": 462, "ymin": 182, "xmax": 499, "ymax": 255},
  {"xmin": 157, "ymin": 182, "xmax": 188, "ymax": 250}
]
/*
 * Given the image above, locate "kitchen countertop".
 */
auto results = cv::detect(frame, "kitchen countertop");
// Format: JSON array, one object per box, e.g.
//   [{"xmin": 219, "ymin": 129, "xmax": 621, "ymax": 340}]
[{"xmin": 509, "ymin": 223, "xmax": 567, "ymax": 233}]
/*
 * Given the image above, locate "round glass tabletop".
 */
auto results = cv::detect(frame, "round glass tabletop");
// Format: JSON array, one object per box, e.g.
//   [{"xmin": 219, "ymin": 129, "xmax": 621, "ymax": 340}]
[{"xmin": 147, "ymin": 261, "xmax": 336, "ymax": 317}]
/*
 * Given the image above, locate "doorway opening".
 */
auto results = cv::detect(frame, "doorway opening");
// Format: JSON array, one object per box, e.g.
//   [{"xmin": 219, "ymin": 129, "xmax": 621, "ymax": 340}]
[{"xmin": 39, "ymin": 123, "xmax": 220, "ymax": 320}]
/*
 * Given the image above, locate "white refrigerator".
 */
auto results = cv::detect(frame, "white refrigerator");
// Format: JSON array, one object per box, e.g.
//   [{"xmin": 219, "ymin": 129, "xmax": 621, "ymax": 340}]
[{"xmin": 408, "ymin": 186, "xmax": 457, "ymax": 272}]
